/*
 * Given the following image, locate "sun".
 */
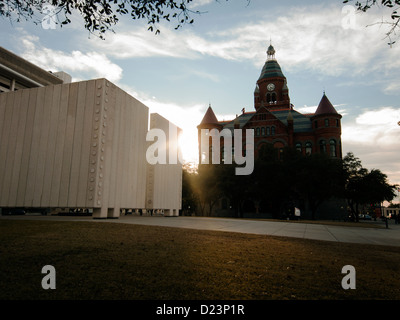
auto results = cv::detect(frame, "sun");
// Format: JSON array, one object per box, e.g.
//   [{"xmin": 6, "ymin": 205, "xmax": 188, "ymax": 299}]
[{"xmin": 178, "ymin": 129, "xmax": 199, "ymax": 165}]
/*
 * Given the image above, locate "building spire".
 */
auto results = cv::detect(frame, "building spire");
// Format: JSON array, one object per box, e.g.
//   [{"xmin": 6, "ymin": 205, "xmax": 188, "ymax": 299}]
[{"xmin": 267, "ymin": 41, "xmax": 276, "ymax": 61}]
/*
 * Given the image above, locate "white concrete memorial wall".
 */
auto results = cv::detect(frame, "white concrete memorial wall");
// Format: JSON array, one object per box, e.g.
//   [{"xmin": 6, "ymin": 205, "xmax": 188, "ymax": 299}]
[
  {"xmin": 145, "ymin": 113, "xmax": 182, "ymax": 217},
  {"xmin": 0, "ymin": 78, "xmax": 154, "ymax": 218}
]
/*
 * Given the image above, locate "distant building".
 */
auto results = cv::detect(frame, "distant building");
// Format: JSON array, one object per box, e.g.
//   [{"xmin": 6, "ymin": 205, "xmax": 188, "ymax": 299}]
[
  {"xmin": 382, "ymin": 207, "xmax": 400, "ymax": 219},
  {"xmin": 0, "ymin": 47, "xmax": 182, "ymax": 218},
  {"xmin": 0, "ymin": 46, "xmax": 68, "ymax": 92}
]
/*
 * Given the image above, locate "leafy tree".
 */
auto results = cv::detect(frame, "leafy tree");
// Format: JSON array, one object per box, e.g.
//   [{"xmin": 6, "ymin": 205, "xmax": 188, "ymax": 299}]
[
  {"xmin": 253, "ymin": 145, "xmax": 298, "ymax": 219},
  {"xmin": 343, "ymin": 152, "xmax": 398, "ymax": 221},
  {"xmin": 217, "ymin": 163, "xmax": 254, "ymax": 218},
  {"xmin": 1, "ymin": 0, "xmax": 199, "ymax": 38},
  {"xmin": 181, "ymin": 162, "xmax": 198, "ymax": 215},
  {"xmin": 342, "ymin": 152, "xmax": 368, "ymax": 221},
  {"xmin": 241, "ymin": 145, "xmax": 346, "ymax": 220},
  {"xmin": 388, "ymin": 202, "xmax": 400, "ymax": 208},
  {"xmin": 343, "ymin": 0, "xmax": 400, "ymax": 46},
  {"xmin": 192, "ymin": 164, "xmax": 224, "ymax": 216},
  {"xmin": 0, "ymin": 0, "xmax": 246, "ymax": 38},
  {"xmin": 294, "ymin": 153, "xmax": 346, "ymax": 220}
]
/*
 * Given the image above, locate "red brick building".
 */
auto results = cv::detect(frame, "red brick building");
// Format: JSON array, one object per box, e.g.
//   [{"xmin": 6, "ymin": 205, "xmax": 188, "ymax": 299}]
[
  {"xmin": 197, "ymin": 44, "xmax": 345, "ymax": 219},
  {"xmin": 198, "ymin": 44, "xmax": 342, "ymax": 161}
]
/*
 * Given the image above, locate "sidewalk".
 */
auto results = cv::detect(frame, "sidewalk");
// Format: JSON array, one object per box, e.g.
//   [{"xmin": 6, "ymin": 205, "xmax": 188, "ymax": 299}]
[
  {"xmin": 116, "ymin": 215, "xmax": 400, "ymax": 247},
  {"xmin": 2, "ymin": 214, "xmax": 400, "ymax": 247}
]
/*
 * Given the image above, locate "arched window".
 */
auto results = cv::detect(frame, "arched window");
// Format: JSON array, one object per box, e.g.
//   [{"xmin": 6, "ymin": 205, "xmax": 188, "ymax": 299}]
[
  {"xmin": 266, "ymin": 127, "xmax": 270, "ymax": 136},
  {"xmin": 305, "ymin": 142, "xmax": 312, "ymax": 155},
  {"xmin": 261, "ymin": 127, "xmax": 265, "ymax": 136},
  {"xmin": 266, "ymin": 93, "xmax": 271, "ymax": 102},
  {"xmin": 319, "ymin": 140, "xmax": 326, "ymax": 154},
  {"xmin": 256, "ymin": 127, "xmax": 260, "ymax": 136},
  {"xmin": 325, "ymin": 119, "xmax": 329, "ymax": 127},
  {"xmin": 295, "ymin": 143, "xmax": 302, "ymax": 153},
  {"xmin": 330, "ymin": 139, "xmax": 337, "ymax": 157},
  {"xmin": 272, "ymin": 92, "xmax": 277, "ymax": 102},
  {"xmin": 271, "ymin": 126, "xmax": 276, "ymax": 136}
]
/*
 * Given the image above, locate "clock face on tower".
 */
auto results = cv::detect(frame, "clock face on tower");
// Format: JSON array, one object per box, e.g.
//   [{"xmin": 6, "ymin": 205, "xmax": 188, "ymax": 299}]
[{"xmin": 267, "ymin": 83, "xmax": 275, "ymax": 91}]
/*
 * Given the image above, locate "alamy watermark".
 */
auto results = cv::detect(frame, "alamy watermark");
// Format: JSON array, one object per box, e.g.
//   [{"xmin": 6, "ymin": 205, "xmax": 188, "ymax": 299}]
[
  {"xmin": 41, "ymin": 5, "xmax": 58, "ymax": 29},
  {"xmin": 41, "ymin": 265, "xmax": 56, "ymax": 290},
  {"xmin": 40, "ymin": 264, "xmax": 356, "ymax": 292},
  {"xmin": 199, "ymin": 128, "xmax": 254, "ymax": 176},
  {"xmin": 341, "ymin": 265, "xmax": 356, "ymax": 290},
  {"xmin": 145, "ymin": 125, "xmax": 254, "ymax": 176},
  {"xmin": 341, "ymin": 5, "xmax": 357, "ymax": 30}
]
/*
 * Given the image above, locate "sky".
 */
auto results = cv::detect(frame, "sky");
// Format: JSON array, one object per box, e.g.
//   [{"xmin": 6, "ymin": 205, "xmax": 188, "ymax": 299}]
[{"xmin": 1, "ymin": 0, "xmax": 399, "ymax": 201}]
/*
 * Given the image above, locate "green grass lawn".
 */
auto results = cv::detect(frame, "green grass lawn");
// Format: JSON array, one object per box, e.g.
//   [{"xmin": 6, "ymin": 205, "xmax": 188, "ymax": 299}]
[{"xmin": 0, "ymin": 220, "xmax": 399, "ymax": 300}]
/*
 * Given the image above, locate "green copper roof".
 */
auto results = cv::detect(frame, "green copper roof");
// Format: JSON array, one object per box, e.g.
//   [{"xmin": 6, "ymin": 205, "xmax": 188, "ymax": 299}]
[
  {"xmin": 221, "ymin": 110, "xmax": 312, "ymax": 133},
  {"xmin": 258, "ymin": 60, "xmax": 285, "ymax": 80},
  {"xmin": 270, "ymin": 109, "xmax": 312, "ymax": 133},
  {"xmin": 222, "ymin": 113, "xmax": 254, "ymax": 132}
]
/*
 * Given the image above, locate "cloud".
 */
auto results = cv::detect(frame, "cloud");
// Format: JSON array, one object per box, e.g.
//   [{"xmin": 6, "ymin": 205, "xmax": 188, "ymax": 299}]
[
  {"xmin": 209, "ymin": 5, "xmax": 399, "ymax": 76},
  {"xmin": 176, "ymin": 4, "xmax": 400, "ymax": 78},
  {"xmin": 20, "ymin": 35, "xmax": 123, "ymax": 82},
  {"xmin": 91, "ymin": 27, "xmax": 199, "ymax": 59},
  {"xmin": 188, "ymin": 0, "xmax": 214, "ymax": 9},
  {"xmin": 72, "ymin": 3, "xmax": 399, "ymax": 84},
  {"xmin": 383, "ymin": 82, "xmax": 400, "ymax": 95},
  {"xmin": 342, "ymin": 107, "xmax": 400, "ymax": 184},
  {"xmin": 356, "ymin": 107, "xmax": 400, "ymax": 127},
  {"xmin": 342, "ymin": 107, "xmax": 400, "ymax": 146},
  {"xmin": 296, "ymin": 104, "xmax": 347, "ymax": 116},
  {"xmin": 14, "ymin": 2, "xmax": 400, "ymax": 84}
]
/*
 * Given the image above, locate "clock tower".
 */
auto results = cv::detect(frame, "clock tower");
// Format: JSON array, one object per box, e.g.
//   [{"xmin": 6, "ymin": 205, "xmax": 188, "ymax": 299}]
[{"xmin": 254, "ymin": 43, "xmax": 290, "ymax": 111}]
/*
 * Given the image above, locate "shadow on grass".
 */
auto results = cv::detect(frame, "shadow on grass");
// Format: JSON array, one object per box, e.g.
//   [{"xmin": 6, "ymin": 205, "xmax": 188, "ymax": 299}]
[{"xmin": 0, "ymin": 220, "xmax": 399, "ymax": 300}]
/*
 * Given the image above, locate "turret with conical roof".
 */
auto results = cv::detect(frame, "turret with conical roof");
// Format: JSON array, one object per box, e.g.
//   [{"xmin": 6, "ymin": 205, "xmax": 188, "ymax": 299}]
[
  {"xmin": 200, "ymin": 104, "xmax": 219, "ymax": 125},
  {"xmin": 197, "ymin": 104, "xmax": 223, "ymax": 164},
  {"xmin": 312, "ymin": 92, "xmax": 342, "ymax": 158},
  {"xmin": 314, "ymin": 92, "xmax": 338, "ymax": 116}
]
